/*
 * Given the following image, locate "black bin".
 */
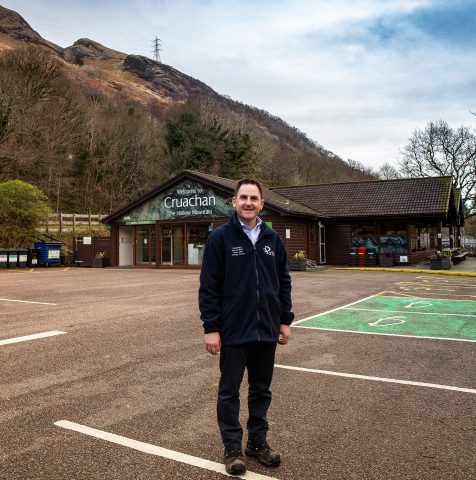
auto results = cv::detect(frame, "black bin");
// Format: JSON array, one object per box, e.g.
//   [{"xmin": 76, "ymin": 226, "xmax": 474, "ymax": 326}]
[
  {"xmin": 28, "ymin": 248, "xmax": 40, "ymax": 267},
  {"xmin": 7, "ymin": 249, "xmax": 18, "ymax": 268},
  {"xmin": 0, "ymin": 248, "xmax": 8, "ymax": 268},
  {"xmin": 18, "ymin": 249, "xmax": 29, "ymax": 268}
]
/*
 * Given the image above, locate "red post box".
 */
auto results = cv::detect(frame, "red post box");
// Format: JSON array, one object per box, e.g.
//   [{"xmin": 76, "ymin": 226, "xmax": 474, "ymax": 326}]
[{"xmin": 357, "ymin": 246, "xmax": 367, "ymax": 267}]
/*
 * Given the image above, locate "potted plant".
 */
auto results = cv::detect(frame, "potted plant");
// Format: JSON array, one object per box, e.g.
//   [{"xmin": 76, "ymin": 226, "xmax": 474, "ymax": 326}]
[
  {"xmin": 430, "ymin": 250, "xmax": 451, "ymax": 270},
  {"xmin": 92, "ymin": 251, "xmax": 110, "ymax": 268},
  {"xmin": 289, "ymin": 250, "xmax": 307, "ymax": 271}
]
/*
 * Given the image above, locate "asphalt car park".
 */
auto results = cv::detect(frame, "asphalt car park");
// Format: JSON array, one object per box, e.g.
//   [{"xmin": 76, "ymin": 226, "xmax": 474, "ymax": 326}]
[{"xmin": 0, "ymin": 267, "xmax": 475, "ymax": 479}]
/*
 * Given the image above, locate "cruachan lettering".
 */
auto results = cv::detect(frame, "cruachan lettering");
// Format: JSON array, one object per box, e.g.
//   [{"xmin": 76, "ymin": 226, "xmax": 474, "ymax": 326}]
[{"xmin": 164, "ymin": 195, "xmax": 216, "ymax": 209}]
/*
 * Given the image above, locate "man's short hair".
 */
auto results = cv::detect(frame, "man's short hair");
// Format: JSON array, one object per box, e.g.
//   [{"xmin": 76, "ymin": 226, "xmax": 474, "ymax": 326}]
[{"xmin": 234, "ymin": 178, "xmax": 264, "ymax": 199}]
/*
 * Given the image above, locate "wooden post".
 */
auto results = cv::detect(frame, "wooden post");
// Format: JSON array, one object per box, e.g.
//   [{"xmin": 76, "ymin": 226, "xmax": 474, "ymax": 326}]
[
  {"xmin": 73, "ymin": 214, "xmax": 76, "ymax": 235},
  {"xmin": 59, "ymin": 213, "xmax": 63, "ymax": 233}
]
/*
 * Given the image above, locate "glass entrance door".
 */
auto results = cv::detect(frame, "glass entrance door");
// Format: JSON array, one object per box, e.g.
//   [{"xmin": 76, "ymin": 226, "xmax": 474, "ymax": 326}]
[
  {"xmin": 161, "ymin": 226, "xmax": 172, "ymax": 265},
  {"xmin": 135, "ymin": 226, "xmax": 156, "ymax": 265},
  {"xmin": 160, "ymin": 223, "xmax": 210, "ymax": 267},
  {"xmin": 172, "ymin": 224, "xmax": 185, "ymax": 265},
  {"xmin": 160, "ymin": 224, "xmax": 185, "ymax": 266},
  {"xmin": 319, "ymin": 223, "xmax": 326, "ymax": 264}
]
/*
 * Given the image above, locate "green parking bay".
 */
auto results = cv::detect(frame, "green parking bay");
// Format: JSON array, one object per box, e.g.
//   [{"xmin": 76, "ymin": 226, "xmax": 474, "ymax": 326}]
[{"xmin": 296, "ymin": 295, "xmax": 476, "ymax": 341}]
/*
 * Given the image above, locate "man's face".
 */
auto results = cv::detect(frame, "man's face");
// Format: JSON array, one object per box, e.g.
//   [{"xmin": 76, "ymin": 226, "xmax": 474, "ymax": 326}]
[{"xmin": 232, "ymin": 183, "xmax": 264, "ymax": 226}]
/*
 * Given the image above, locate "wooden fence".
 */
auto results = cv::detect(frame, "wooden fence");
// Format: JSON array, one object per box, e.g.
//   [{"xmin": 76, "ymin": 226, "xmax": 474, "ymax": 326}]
[{"xmin": 40, "ymin": 213, "xmax": 108, "ymax": 233}]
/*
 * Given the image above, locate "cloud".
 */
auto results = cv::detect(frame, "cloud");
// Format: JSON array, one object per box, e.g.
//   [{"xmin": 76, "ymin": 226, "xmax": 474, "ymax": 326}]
[{"xmin": 2, "ymin": 0, "xmax": 475, "ymax": 169}]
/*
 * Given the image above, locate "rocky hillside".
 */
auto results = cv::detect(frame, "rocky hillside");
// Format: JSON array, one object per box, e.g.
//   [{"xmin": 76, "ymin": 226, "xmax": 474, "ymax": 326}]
[
  {"xmin": 0, "ymin": 5, "xmax": 375, "ymax": 213},
  {"xmin": 0, "ymin": 5, "xmax": 60, "ymax": 53}
]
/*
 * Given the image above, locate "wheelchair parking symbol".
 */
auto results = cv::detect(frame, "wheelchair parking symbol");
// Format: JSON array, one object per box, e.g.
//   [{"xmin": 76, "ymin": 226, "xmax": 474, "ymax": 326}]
[{"xmin": 368, "ymin": 316, "xmax": 406, "ymax": 327}]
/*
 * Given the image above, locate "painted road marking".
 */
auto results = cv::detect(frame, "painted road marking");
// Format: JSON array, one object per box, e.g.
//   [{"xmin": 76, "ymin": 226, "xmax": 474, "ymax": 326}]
[
  {"xmin": 0, "ymin": 297, "xmax": 57, "ymax": 305},
  {"xmin": 293, "ymin": 294, "xmax": 379, "ymax": 325},
  {"xmin": 416, "ymin": 275, "xmax": 476, "ymax": 284},
  {"xmin": 368, "ymin": 316, "xmax": 406, "ymax": 327},
  {"xmin": 295, "ymin": 295, "xmax": 476, "ymax": 341},
  {"xmin": 382, "ymin": 291, "xmax": 476, "ymax": 300},
  {"xmin": 293, "ymin": 325, "xmax": 476, "ymax": 342},
  {"xmin": 54, "ymin": 420, "xmax": 278, "ymax": 480},
  {"xmin": 346, "ymin": 307, "xmax": 476, "ymax": 318},
  {"xmin": 398, "ymin": 281, "xmax": 476, "ymax": 289},
  {"xmin": 0, "ymin": 331, "xmax": 66, "ymax": 346},
  {"xmin": 403, "ymin": 301, "xmax": 434, "ymax": 308},
  {"xmin": 396, "ymin": 286, "xmax": 476, "ymax": 299},
  {"xmin": 275, "ymin": 364, "xmax": 476, "ymax": 395}
]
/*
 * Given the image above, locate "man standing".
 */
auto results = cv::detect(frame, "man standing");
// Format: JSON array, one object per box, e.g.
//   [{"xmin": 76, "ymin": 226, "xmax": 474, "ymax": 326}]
[{"xmin": 199, "ymin": 178, "xmax": 294, "ymax": 475}]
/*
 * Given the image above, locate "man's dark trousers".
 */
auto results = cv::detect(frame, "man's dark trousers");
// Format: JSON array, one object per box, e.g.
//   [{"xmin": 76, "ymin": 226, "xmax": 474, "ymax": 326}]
[{"xmin": 218, "ymin": 341, "xmax": 277, "ymax": 449}]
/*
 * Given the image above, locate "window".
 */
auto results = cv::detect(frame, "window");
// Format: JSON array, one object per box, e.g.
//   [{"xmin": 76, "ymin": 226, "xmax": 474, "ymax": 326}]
[
  {"xmin": 187, "ymin": 224, "xmax": 209, "ymax": 265},
  {"xmin": 380, "ymin": 236, "xmax": 408, "ymax": 254},
  {"xmin": 161, "ymin": 223, "xmax": 211, "ymax": 266},
  {"xmin": 381, "ymin": 222, "xmax": 407, "ymax": 236},
  {"xmin": 409, "ymin": 224, "xmax": 437, "ymax": 252},
  {"xmin": 352, "ymin": 223, "xmax": 377, "ymax": 235},
  {"xmin": 352, "ymin": 236, "xmax": 378, "ymax": 254}
]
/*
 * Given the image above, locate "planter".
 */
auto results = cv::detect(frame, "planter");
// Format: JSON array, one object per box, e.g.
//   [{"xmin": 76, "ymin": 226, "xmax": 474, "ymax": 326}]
[
  {"xmin": 289, "ymin": 258, "xmax": 307, "ymax": 271},
  {"xmin": 92, "ymin": 257, "xmax": 110, "ymax": 268},
  {"xmin": 379, "ymin": 255, "xmax": 394, "ymax": 267},
  {"xmin": 430, "ymin": 257, "xmax": 451, "ymax": 270}
]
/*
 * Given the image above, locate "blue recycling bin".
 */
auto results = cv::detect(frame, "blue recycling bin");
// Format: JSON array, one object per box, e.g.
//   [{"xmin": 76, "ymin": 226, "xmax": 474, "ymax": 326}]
[{"xmin": 34, "ymin": 242, "xmax": 62, "ymax": 266}]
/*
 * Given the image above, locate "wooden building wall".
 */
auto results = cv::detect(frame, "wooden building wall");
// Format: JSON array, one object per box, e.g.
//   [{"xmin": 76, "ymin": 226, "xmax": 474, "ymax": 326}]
[
  {"xmin": 326, "ymin": 222, "xmax": 352, "ymax": 265},
  {"xmin": 265, "ymin": 216, "xmax": 318, "ymax": 262},
  {"xmin": 108, "ymin": 215, "xmax": 318, "ymax": 267},
  {"xmin": 110, "ymin": 225, "xmax": 119, "ymax": 267}
]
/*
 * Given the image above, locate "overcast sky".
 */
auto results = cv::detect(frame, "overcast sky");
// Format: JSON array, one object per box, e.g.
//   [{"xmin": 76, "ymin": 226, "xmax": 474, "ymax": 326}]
[{"xmin": 2, "ymin": 0, "xmax": 475, "ymax": 169}]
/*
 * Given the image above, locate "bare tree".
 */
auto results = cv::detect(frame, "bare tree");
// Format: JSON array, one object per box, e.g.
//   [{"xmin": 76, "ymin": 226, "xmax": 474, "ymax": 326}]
[
  {"xmin": 377, "ymin": 162, "xmax": 400, "ymax": 180},
  {"xmin": 399, "ymin": 120, "xmax": 476, "ymax": 217},
  {"xmin": 346, "ymin": 159, "xmax": 375, "ymax": 178}
]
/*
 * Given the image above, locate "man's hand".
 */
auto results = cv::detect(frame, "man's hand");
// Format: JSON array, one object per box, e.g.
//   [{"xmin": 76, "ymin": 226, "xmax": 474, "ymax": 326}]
[
  {"xmin": 278, "ymin": 324, "xmax": 291, "ymax": 345},
  {"xmin": 205, "ymin": 332, "xmax": 221, "ymax": 355}
]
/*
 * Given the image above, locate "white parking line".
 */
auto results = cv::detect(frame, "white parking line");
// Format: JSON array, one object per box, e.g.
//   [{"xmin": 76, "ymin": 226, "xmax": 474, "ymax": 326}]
[
  {"xmin": 54, "ymin": 420, "xmax": 278, "ymax": 479},
  {"xmin": 292, "ymin": 325, "xmax": 476, "ymax": 343},
  {"xmin": 292, "ymin": 294, "xmax": 378, "ymax": 325},
  {"xmin": 275, "ymin": 364, "xmax": 476, "ymax": 394},
  {"xmin": 344, "ymin": 307, "xmax": 476, "ymax": 318},
  {"xmin": 0, "ymin": 331, "xmax": 66, "ymax": 346},
  {"xmin": 0, "ymin": 297, "xmax": 57, "ymax": 305}
]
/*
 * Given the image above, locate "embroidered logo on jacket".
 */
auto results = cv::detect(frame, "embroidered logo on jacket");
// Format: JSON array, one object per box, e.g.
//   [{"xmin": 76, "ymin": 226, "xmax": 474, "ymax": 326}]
[
  {"xmin": 263, "ymin": 246, "xmax": 275, "ymax": 256},
  {"xmin": 231, "ymin": 246, "xmax": 245, "ymax": 256}
]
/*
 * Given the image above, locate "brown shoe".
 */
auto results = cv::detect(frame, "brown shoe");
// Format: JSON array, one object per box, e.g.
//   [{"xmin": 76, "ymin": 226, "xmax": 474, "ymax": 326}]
[
  {"xmin": 245, "ymin": 442, "xmax": 281, "ymax": 467},
  {"xmin": 224, "ymin": 447, "xmax": 246, "ymax": 475}
]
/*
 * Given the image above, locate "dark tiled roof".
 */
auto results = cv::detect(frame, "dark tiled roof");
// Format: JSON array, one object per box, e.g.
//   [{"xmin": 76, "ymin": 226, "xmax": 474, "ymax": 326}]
[
  {"xmin": 272, "ymin": 176, "xmax": 453, "ymax": 218},
  {"xmin": 103, "ymin": 170, "xmax": 321, "ymax": 223},
  {"xmin": 189, "ymin": 171, "xmax": 321, "ymax": 217}
]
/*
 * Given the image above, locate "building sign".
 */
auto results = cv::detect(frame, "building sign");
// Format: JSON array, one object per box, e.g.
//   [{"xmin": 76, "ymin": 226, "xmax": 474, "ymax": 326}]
[
  {"xmin": 125, "ymin": 220, "xmax": 156, "ymax": 225},
  {"xmin": 119, "ymin": 180, "xmax": 234, "ymax": 222}
]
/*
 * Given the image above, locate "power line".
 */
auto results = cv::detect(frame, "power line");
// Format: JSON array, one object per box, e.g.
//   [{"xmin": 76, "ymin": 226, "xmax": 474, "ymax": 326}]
[
  {"xmin": 151, "ymin": 36, "xmax": 162, "ymax": 62},
  {"xmin": 3, "ymin": 1, "xmax": 209, "ymax": 80}
]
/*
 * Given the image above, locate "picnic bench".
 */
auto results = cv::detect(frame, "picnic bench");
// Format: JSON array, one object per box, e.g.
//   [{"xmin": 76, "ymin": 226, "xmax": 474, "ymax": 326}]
[{"xmin": 452, "ymin": 251, "xmax": 468, "ymax": 265}]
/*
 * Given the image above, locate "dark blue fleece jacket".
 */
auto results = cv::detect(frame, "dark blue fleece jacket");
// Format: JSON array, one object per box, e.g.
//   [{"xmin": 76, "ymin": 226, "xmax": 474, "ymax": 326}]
[{"xmin": 199, "ymin": 213, "xmax": 294, "ymax": 346}]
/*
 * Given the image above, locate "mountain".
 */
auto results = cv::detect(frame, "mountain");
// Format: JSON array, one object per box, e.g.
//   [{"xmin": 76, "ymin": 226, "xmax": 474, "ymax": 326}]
[
  {"xmin": 0, "ymin": 5, "xmax": 61, "ymax": 53},
  {"xmin": 0, "ymin": 5, "xmax": 375, "ymax": 213}
]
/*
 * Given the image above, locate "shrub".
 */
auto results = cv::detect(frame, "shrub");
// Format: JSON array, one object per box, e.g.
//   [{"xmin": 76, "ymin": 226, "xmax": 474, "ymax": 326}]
[{"xmin": 0, "ymin": 180, "xmax": 51, "ymax": 248}]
